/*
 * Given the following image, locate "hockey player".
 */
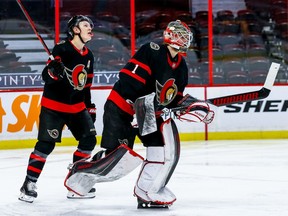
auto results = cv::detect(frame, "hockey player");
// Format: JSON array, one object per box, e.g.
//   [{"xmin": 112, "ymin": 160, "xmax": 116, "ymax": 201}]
[
  {"xmin": 18, "ymin": 15, "xmax": 97, "ymax": 203},
  {"xmin": 96, "ymin": 20, "xmax": 214, "ymax": 208}
]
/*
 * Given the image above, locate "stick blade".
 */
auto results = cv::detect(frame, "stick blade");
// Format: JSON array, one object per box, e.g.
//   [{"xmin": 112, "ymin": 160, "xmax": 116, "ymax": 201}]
[{"xmin": 264, "ymin": 62, "xmax": 280, "ymax": 90}]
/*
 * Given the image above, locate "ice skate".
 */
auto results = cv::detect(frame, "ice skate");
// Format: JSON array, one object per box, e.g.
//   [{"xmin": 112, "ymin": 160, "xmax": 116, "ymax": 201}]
[
  {"xmin": 137, "ymin": 198, "xmax": 170, "ymax": 209},
  {"xmin": 67, "ymin": 187, "xmax": 96, "ymax": 199},
  {"xmin": 18, "ymin": 179, "xmax": 38, "ymax": 203}
]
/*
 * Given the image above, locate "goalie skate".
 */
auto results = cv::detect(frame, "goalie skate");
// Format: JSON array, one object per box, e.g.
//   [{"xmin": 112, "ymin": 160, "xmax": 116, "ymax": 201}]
[
  {"xmin": 67, "ymin": 188, "xmax": 96, "ymax": 199},
  {"xmin": 137, "ymin": 198, "xmax": 171, "ymax": 209}
]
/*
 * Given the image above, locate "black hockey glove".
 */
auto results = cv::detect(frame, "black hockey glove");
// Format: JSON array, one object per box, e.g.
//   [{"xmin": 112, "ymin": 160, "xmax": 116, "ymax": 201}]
[
  {"xmin": 47, "ymin": 56, "xmax": 65, "ymax": 80},
  {"xmin": 87, "ymin": 103, "xmax": 96, "ymax": 123}
]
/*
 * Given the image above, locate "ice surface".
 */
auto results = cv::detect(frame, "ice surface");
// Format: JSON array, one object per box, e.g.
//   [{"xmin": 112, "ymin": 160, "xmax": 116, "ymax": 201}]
[{"xmin": 0, "ymin": 140, "xmax": 288, "ymax": 216}]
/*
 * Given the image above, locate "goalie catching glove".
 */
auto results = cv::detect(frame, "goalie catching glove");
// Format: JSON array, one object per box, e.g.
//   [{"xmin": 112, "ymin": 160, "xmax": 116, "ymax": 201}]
[
  {"xmin": 47, "ymin": 56, "xmax": 65, "ymax": 80},
  {"xmin": 176, "ymin": 94, "xmax": 215, "ymax": 124}
]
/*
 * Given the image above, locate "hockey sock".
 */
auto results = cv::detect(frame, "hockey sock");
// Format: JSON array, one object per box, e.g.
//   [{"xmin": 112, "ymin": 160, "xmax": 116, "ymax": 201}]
[
  {"xmin": 26, "ymin": 150, "xmax": 47, "ymax": 182},
  {"xmin": 73, "ymin": 149, "xmax": 92, "ymax": 163}
]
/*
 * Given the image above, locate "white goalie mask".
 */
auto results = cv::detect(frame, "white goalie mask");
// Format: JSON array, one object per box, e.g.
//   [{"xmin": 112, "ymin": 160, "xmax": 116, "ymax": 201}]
[{"xmin": 163, "ymin": 20, "xmax": 193, "ymax": 54}]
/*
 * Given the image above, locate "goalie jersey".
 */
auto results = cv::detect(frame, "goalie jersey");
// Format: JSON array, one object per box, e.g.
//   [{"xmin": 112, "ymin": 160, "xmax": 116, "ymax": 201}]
[
  {"xmin": 41, "ymin": 40, "xmax": 94, "ymax": 113},
  {"xmin": 107, "ymin": 42, "xmax": 188, "ymax": 116}
]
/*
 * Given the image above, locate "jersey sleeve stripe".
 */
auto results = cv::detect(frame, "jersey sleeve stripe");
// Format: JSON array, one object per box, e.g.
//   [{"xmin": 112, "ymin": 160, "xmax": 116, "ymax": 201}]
[
  {"xmin": 129, "ymin": 58, "xmax": 152, "ymax": 75},
  {"xmin": 107, "ymin": 90, "xmax": 135, "ymax": 116},
  {"xmin": 120, "ymin": 68, "xmax": 146, "ymax": 84}
]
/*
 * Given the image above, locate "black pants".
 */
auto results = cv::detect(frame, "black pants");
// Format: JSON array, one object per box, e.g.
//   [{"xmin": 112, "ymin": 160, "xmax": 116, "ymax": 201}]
[{"xmin": 101, "ymin": 100, "xmax": 165, "ymax": 151}]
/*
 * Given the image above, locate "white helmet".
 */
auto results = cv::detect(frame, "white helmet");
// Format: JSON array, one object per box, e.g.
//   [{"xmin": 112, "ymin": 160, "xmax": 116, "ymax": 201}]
[{"xmin": 163, "ymin": 20, "xmax": 193, "ymax": 53}]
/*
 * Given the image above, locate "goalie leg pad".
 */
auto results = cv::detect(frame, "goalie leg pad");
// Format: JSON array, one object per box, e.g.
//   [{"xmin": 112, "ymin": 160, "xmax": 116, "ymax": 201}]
[
  {"xmin": 64, "ymin": 144, "xmax": 143, "ymax": 195},
  {"xmin": 134, "ymin": 148, "xmax": 176, "ymax": 204},
  {"xmin": 134, "ymin": 119, "xmax": 180, "ymax": 205}
]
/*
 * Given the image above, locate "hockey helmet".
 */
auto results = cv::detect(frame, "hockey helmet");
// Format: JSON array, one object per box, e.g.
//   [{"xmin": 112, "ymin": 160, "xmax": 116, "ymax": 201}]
[
  {"xmin": 67, "ymin": 15, "xmax": 94, "ymax": 39},
  {"xmin": 163, "ymin": 20, "xmax": 193, "ymax": 53}
]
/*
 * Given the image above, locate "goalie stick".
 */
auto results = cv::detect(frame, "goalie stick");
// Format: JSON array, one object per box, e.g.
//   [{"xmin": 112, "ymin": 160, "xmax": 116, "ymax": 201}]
[
  {"xmin": 207, "ymin": 62, "xmax": 280, "ymax": 106},
  {"xmin": 16, "ymin": 0, "xmax": 54, "ymax": 60},
  {"xmin": 172, "ymin": 62, "xmax": 280, "ymax": 110}
]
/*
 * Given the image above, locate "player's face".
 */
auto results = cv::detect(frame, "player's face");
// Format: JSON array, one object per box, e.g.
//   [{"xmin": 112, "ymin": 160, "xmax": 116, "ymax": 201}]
[{"xmin": 78, "ymin": 21, "xmax": 93, "ymax": 42}]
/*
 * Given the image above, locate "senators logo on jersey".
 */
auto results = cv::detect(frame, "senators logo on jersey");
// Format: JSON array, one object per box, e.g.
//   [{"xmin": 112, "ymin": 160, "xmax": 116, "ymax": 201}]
[
  {"xmin": 156, "ymin": 79, "xmax": 178, "ymax": 106},
  {"xmin": 66, "ymin": 64, "xmax": 87, "ymax": 90}
]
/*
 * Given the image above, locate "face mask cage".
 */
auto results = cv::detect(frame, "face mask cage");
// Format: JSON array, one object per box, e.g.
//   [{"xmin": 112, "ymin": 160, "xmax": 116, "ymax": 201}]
[{"xmin": 164, "ymin": 20, "xmax": 193, "ymax": 52}]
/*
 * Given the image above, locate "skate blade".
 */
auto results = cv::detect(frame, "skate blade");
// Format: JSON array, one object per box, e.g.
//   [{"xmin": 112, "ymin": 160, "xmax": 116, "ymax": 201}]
[
  {"xmin": 18, "ymin": 192, "xmax": 35, "ymax": 203},
  {"xmin": 67, "ymin": 191, "xmax": 95, "ymax": 199},
  {"xmin": 137, "ymin": 202, "xmax": 170, "ymax": 209}
]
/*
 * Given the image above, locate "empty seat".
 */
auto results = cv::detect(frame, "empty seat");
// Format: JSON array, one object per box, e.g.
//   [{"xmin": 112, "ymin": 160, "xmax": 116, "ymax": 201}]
[
  {"xmin": 200, "ymin": 46, "xmax": 223, "ymax": 61},
  {"xmin": 154, "ymin": 11, "xmax": 171, "ymax": 24},
  {"xmin": 223, "ymin": 44, "xmax": 246, "ymax": 59},
  {"xmin": 96, "ymin": 11, "xmax": 120, "ymax": 23},
  {"xmin": 203, "ymin": 71, "xmax": 226, "ymax": 84},
  {"xmin": 212, "ymin": 73, "xmax": 226, "ymax": 84},
  {"xmin": 137, "ymin": 23, "xmax": 156, "ymax": 36},
  {"xmin": 175, "ymin": 11, "xmax": 193, "ymax": 22},
  {"xmin": 246, "ymin": 57, "xmax": 270, "ymax": 72},
  {"xmin": 226, "ymin": 71, "xmax": 249, "ymax": 84},
  {"xmin": 221, "ymin": 60, "xmax": 244, "ymax": 74},
  {"xmin": 249, "ymin": 70, "xmax": 268, "ymax": 84},
  {"xmin": 188, "ymin": 71, "xmax": 203, "ymax": 84},
  {"xmin": 236, "ymin": 9, "xmax": 257, "ymax": 21},
  {"xmin": 244, "ymin": 34, "xmax": 264, "ymax": 47},
  {"xmin": 195, "ymin": 11, "xmax": 209, "ymax": 23},
  {"xmin": 216, "ymin": 10, "xmax": 234, "ymax": 21},
  {"xmin": 216, "ymin": 34, "xmax": 242, "ymax": 48},
  {"xmin": 186, "ymin": 49, "xmax": 199, "ymax": 64},
  {"xmin": 218, "ymin": 22, "xmax": 241, "ymax": 34},
  {"xmin": 246, "ymin": 44, "xmax": 267, "ymax": 58},
  {"xmin": 196, "ymin": 61, "xmax": 220, "ymax": 77}
]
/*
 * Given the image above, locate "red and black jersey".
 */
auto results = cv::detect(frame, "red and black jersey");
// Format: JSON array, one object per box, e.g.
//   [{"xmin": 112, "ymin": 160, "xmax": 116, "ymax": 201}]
[
  {"xmin": 41, "ymin": 40, "xmax": 94, "ymax": 113},
  {"xmin": 108, "ymin": 42, "xmax": 188, "ymax": 116}
]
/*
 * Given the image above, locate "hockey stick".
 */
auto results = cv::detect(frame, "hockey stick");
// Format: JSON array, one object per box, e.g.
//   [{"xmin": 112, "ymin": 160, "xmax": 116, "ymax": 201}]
[
  {"xmin": 168, "ymin": 62, "xmax": 280, "ymax": 110},
  {"xmin": 206, "ymin": 62, "xmax": 280, "ymax": 106},
  {"xmin": 16, "ymin": 0, "xmax": 54, "ymax": 60}
]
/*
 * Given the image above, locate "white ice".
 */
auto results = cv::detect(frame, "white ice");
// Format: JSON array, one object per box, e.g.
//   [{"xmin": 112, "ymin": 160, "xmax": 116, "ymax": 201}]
[{"xmin": 0, "ymin": 139, "xmax": 288, "ymax": 216}]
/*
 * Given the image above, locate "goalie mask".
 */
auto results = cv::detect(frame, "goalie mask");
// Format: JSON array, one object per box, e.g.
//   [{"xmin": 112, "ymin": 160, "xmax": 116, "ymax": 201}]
[
  {"xmin": 163, "ymin": 20, "xmax": 193, "ymax": 54},
  {"xmin": 67, "ymin": 15, "xmax": 94, "ymax": 41}
]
